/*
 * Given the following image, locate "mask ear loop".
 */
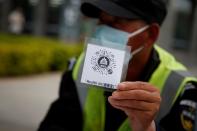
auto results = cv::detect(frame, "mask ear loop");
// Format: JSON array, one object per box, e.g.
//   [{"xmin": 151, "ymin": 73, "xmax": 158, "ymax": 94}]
[
  {"xmin": 131, "ymin": 45, "xmax": 144, "ymax": 56},
  {"xmin": 128, "ymin": 25, "xmax": 150, "ymax": 38},
  {"xmin": 128, "ymin": 25, "xmax": 149, "ymax": 59}
]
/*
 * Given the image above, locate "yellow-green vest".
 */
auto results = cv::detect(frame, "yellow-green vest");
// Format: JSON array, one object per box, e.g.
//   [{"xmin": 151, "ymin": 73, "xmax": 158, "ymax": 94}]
[{"xmin": 72, "ymin": 45, "xmax": 197, "ymax": 131}]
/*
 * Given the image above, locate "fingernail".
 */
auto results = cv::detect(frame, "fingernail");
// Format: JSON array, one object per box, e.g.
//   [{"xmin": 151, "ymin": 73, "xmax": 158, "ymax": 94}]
[
  {"xmin": 108, "ymin": 96, "xmax": 111, "ymax": 102},
  {"xmin": 117, "ymin": 83, "xmax": 125, "ymax": 90},
  {"xmin": 112, "ymin": 91, "xmax": 118, "ymax": 97}
]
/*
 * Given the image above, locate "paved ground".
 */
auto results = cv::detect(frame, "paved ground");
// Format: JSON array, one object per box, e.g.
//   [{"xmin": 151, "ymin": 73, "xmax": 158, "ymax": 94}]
[{"xmin": 0, "ymin": 72, "xmax": 61, "ymax": 131}]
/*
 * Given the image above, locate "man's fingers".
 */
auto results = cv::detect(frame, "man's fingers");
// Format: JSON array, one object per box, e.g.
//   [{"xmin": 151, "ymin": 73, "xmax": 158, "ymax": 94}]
[
  {"xmin": 108, "ymin": 96, "xmax": 160, "ymax": 111},
  {"xmin": 112, "ymin": 89, "xmax": 161, "ymax": 103},
  {"xmin": 117, "ymin": 81, "xmax": 159, "ymax": 93}
]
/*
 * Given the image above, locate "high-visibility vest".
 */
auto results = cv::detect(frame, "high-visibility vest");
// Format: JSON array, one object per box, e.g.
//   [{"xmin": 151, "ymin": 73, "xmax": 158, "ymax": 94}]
[{"xmin": 72, "ymin": 45, "xmax": 197, "ymax": 131}]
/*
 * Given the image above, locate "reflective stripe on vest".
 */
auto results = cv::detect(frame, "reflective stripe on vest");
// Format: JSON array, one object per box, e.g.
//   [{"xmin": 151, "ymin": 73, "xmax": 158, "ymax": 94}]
[
  {"xmin": 156, "ymin": 70, "xmax": 197, "ymax": 122},
  {"xmin": 72, "ymin": 52, "xmax": 88, "ymax": 109},
  {"xmin": 72, "ymin": 45, "xmax": 197, "ymax": 131}
]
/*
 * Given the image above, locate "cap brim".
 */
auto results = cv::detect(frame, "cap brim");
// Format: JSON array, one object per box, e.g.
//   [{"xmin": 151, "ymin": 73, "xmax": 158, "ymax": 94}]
[{"xmin": 81, "ymin": 0, "xmax": 140, "ymax": 20}]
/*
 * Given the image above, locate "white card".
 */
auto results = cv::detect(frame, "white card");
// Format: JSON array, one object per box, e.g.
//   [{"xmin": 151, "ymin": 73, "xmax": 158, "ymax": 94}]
[{"xmin": 81, "ymin": 44, "xmax": 126, "ymax": 89}]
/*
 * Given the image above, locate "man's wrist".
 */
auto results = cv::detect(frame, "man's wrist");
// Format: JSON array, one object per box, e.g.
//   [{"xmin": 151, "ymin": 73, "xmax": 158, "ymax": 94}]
[
  {"xmin": 146, "ymin": 121, "xmax": 156, "ymax": 131},
  {"xmin": 130, "ymin": 120, "xmax": 156, "ymax": 131}
]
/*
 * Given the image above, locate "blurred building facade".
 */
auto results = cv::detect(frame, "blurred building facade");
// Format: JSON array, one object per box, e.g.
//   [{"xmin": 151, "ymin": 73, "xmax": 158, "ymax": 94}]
[
  {"xmin": 0, "ymin": 0, "xmax": 83, "ymax": 40},
  {"xmin": 159, "ymin": 0, "xmax": 197, "ymax": 51},
  {"xmin": 158, "ymin": 0, "xmax": 197, "ymax": 67},
  {"xmin": 0, "ymin": 0, "xmax": 59, "ymax": 35},
  {"xmin": 0, "ymin": 0, "xmax": 196, "ymax": 63}
]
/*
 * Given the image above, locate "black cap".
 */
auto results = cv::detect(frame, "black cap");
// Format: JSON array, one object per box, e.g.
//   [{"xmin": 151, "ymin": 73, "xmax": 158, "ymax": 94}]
[{"xmin": 81, "ymin": 0, "xmax": 167, "ymax": 25}]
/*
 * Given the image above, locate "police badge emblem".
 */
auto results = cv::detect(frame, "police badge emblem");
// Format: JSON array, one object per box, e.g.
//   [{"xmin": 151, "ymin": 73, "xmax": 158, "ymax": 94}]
[{"xmin": 91, "ymin": 49, "xmax": 116, "ymax": 75}]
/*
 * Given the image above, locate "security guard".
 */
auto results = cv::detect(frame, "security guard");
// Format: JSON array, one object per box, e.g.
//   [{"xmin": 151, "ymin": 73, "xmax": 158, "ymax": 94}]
[{"xmin": 38, "ymin": 0, "xmax": 197, "ymax": 131}]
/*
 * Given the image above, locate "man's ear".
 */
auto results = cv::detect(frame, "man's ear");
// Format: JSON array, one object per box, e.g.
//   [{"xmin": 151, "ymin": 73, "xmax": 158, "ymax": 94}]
[{"xmin": 145, "ymin": 23, "xmax": 160, "ymax": 48}]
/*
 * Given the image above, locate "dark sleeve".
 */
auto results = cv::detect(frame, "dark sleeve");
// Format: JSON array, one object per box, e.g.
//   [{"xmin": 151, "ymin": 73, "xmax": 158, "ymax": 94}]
[
  {"xmin": 37, "ymin": 70, "xmax": 83, "ymax": 131},
  {"xmin": 159, "ymin": 82, "xmax": 197, "ymax": 131}
]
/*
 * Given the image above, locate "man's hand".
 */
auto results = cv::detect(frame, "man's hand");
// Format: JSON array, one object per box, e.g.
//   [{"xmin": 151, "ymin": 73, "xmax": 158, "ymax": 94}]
[{"xmin": 108, "ymin": 81, "xmax": 161, "ymax": 131}]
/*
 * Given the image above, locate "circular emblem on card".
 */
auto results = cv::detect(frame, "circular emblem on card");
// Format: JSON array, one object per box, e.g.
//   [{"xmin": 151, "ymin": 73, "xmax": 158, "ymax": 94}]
[
  {"xmin": 91, "ymin": 49, "xmax": 116, "ymax": 75},
  {"xmin": 98, "ymin": 56, "xmax": 110, "ymax": 68}
]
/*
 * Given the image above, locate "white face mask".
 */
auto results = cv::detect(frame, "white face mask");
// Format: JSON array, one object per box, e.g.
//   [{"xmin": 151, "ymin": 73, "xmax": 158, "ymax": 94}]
[{"xmin": 92, "ymin": 24, "xmax": 149, "ymax": 57}]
